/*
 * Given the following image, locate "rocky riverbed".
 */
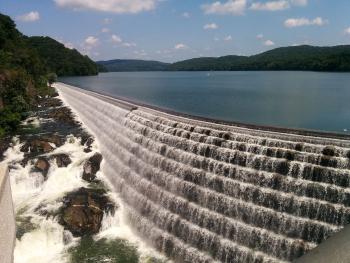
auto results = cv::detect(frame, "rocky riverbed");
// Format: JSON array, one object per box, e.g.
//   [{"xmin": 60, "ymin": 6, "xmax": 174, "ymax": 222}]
[{"xmin": 0, "ymin": 87, "xmax": 164, "ymax": 263}]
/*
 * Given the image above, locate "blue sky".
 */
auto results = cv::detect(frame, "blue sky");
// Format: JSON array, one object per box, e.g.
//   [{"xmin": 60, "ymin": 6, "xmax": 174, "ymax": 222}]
[{"xmin": 1, "ymin": 0, "xmax": 350, "ymax": 62}]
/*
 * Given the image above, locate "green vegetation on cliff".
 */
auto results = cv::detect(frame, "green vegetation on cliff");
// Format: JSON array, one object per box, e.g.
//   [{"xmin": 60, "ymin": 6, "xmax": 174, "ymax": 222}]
[
  {"xmin": 0, "ymin": 13, "xmax": 46, "ymax": 137},
  {"xmin": 0, "ymin": 12, "xmax": 96, "ymax": 138},
  {"xmin": 27, "ymin": 36, "xmax": 98, "ymax": 76},
  {"xmin": 169, "ymin": 45, "xmax": 350, "ymax": 71}
]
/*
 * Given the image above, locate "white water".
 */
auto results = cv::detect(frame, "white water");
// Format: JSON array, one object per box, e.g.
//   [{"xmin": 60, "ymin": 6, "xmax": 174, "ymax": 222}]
[
  {"xmin": 54, "ymin": 83, "xmax": 350, "ymax": 263},
  {"xmin": 2, "ymin": 103, "xmax": 163, "ymax": 263}
]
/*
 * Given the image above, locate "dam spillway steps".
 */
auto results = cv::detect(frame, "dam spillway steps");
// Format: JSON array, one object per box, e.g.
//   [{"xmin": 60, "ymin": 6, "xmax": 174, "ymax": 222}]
[{"xmin": 56, "ymin": 83, "xmax": 350, "ymax": 263}]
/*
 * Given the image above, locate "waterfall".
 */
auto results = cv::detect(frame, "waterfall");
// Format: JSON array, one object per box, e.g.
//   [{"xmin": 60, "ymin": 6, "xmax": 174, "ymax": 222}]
[{"xmin": 56, "ymin": 83, "xmax": 350, "ymax": 263}]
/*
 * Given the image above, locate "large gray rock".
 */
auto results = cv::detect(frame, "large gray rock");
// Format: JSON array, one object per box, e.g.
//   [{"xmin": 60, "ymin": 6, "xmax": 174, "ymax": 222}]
[{"xmin": 82, "ymin": 153, "xmax": 102, "ymax": 182}]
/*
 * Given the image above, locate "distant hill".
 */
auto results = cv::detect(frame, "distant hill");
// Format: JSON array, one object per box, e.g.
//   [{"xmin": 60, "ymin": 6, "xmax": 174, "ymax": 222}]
[
  {"xmin": 97, "ymin": 59, "xmax": 170, "ymax": 72},
  {"xmin": 169, "ymin": 45, "xmax": 350, "ymax": 72},
  {"xmin": 98, "ymin": 46, "xmax": 350, "ymax": 72},
  {"xmin": 27, "ymin": 36, "xmax": 98, "ymax": 76}
]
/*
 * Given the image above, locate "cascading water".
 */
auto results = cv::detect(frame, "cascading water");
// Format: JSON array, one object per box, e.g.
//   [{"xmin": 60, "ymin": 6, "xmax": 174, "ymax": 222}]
[{"xmin": 56, "ymin": 83, "xmax": 350, "ymax": 263}]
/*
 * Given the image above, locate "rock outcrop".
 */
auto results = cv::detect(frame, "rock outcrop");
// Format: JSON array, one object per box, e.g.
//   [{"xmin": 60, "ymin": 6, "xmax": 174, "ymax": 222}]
[
  {"xmin": 21, "ymin": 139, "xmax": 55, "ymax": 153},
  {"xmin": 34, "ymin": 157, "xmax": 50, "ymax": 177},
  {"xmin": 60, "ymin": 188, "xmax": 113, "ymax": 236},
  {"xmin": 82, "ymin": 153, "xmax": 102, "ymax": 182},
  {"xmin": 52, "ymin": 154, "xmax": 71, "ymax": 167}
]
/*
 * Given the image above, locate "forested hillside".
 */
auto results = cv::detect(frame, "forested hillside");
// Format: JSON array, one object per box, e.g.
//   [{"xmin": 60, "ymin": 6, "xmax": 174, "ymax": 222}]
[
  {"xmin": 0, "ymin": 12, "xmax": 97, "ymax": 138},
  {"xmin": 97, "ymin": 59, "xmax": 169, "ymax": 72},
  {"xmin": 28, "ymin": 36, "xmax": 98, "ymax": 76},
  {"xmin": 169, "ymin": 45, "xmax": 350, "ymax": 71},
  {"xmin": 0, "ymin": 13, "xmax": 48, "ymax": 137}
]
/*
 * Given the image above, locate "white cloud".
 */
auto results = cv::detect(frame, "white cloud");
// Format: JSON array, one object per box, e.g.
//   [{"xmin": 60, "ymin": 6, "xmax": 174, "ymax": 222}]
[
  {"xmin": 256, "ymin": 33, "xmax": 264, "ymax": 39},
  {"xmin": 17, "ymin": 11, "xmax": 40, "ymax": 22},
  {"xmin": 111, "ymin": 34, "xmax": 122, "ymax": 43},
  {"xmin": 224, "ymin": 35, "xmax": 233, "ymax": 41},
  {"xmin": 101, "ymin": 28, "xmax": 110, "ymax": 33},
  {"xmin": 56, "ymin": 38, "xmax": 75, "ymax": 49},
  {"xmin": 250, "ymin": 0, "xmax": 290, "ymax": 11},
  {"xmin": 263, "ymin": 40, "xmax": 275, "ymax": 46},
  {"xmin": 63, "ymin": 42, "xmax": 74, "ymax": 49},
  {"xmin": 284, "ymin": 17, "xmax": 328, "ymax": 28},
  {"xmin": 122, "ymin": 42, "xmax": 136, "ymax": 47},
  {"xmin": 54, "ymin": 0, "xmax": 157, "ymax": 14},
  {"xmin": 85, "ymin": 36, "xmax": 99, "ymax": 47},
  {"xmin": 202, "ymin": 0, "xmax": 246, "ymax": 15},
  {"xmin": 103, "ymin": 18, "xmax": 112, "ymax": 24},
  {"xmin": 214, "ymin": 37, "xmax": 220, "ymax": 41},
  {"xmin": 344, "ymin": 27, "xmax": 350, "ymax": 35},
  {"xmin": 182, "ymin": 12, "xmax": 190, "ymax": 18},
  {"xmin": 175, "ymin": 43, "xmax": 188, "ymax": 50},
  {"xmin": 133, "ymin": 50, "xmax": 147, "ymax": 57},
  {"xmin": 290, "ymin": 0, "xmax": 307, "ymax": 6},
  {"xmin": 204, "ymin": 23, "xmax": 218, "ymax": 30}
]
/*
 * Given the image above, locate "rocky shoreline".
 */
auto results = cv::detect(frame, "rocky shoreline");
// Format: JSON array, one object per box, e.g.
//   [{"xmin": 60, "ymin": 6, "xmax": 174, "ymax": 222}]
[
  {"xmin": 0, "ymin": 86, "xmax": 145, "ymax": 262},
  {"xmin": 16, "ymin": 89, "xmax": 114, "ymax": 236}
]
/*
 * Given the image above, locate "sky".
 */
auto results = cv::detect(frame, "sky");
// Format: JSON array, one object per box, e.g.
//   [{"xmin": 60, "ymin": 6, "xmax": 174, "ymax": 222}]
[{"xmin": 1, "ymin": 0, "xmax": 350, "ymax": 62}]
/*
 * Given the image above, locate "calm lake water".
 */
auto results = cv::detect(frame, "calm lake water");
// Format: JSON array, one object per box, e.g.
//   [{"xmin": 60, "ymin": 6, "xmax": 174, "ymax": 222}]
[{"xmin": 60, "ymin": 71, "xmax": 350, "ymax": 133}]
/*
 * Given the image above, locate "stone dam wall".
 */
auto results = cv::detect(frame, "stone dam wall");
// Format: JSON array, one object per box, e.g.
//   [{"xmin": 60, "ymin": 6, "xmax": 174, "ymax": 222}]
[
  {"xmin": 0, "ymin": 165, "xmax": 15, "ymax": 263},
  {"xmin": 56, "ymin": 82, "xmax": 350, "ymax": 263}
]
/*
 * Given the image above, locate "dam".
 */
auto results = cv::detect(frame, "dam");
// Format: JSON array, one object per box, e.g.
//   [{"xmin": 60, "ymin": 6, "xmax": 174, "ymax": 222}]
[{"xmin": 55, "ymin": 82, "xmax": 350, "ymax": 263}]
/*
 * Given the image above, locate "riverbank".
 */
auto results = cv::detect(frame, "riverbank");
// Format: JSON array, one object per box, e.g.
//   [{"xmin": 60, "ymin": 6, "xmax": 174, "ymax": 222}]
[{"xmin": 0, "ymin": 86, "xmax": 163, "ymax": 262}]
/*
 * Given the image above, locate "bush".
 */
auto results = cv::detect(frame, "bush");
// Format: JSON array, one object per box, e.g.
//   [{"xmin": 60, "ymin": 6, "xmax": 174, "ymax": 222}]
[
  {"xmin": 0, "ymin": 107, "xmax": 21, "ymax": 134},
  {"xmin": 47, "ymin": 72, "xmax": 57, "ymax": 85}
]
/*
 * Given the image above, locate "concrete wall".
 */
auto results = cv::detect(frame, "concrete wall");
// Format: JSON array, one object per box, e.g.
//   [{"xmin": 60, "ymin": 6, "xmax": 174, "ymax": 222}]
[
  {"xmin": 0, "ymin": 165, "xmax": 15, "ymax": 263},
  {"xmin": 57, "ymin": 83, "xmax": 350, "ymax": 262}
]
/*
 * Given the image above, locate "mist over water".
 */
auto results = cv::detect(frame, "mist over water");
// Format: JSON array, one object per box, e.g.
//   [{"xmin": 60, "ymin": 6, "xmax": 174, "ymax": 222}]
[{"xmin": 60, "ymin": 71, "xmax": 350, "ymax": 134}]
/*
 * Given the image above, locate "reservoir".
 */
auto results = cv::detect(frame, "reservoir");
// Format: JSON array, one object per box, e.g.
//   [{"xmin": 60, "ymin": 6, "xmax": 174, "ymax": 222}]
[{"xmin": 60, "ymin": 71, "xmax": 350, "ymax": 133}]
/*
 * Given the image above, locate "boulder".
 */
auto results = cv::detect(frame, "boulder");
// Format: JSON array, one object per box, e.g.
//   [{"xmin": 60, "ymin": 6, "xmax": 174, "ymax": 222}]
[
  {"xmin": 80, "ymin": 134, "xmax": 94, "ymax": 153},
  {"xmin": 35, "ymin": 158, "xmax": 50, "ymax": 176},
  {"xmin": 60, "ymin": 188, "xmax": 114, "ymax": 236},
  {"xmin": 21, "ymin": 139, "xmax": 55, "ymax": 153},
  {"xmin": 52, "ymin": 154, "xmax": 71, "ymax": 167},
  {"xmin": 48, "ymin": 107, "xmax": 77, "ymax": 125},
  {"xmin": 40, "ymin": 98, "xmax": 62, "ymax": 108},
  {"xmin": 322, "ymin": 146, "xmax": 336, "ymax": 157},
  {"xmin": 20, "ymin": 134, "xmax": 63, "ymax": 153},
  {"xmin": 41, "ymin": 134, "xmax": 63, "ymax": 147},
  {"xmin": 82, "ymin": 153, "xmax": 102, "ymax": 182},
  {"xmin": 80, "ymin": 134, "xmax": 94, "ymax": 147}
]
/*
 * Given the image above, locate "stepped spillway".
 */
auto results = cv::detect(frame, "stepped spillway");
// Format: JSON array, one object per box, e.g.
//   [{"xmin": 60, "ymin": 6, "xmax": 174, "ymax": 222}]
[{"xmin": 56, "ymin": 83, "xmax": 350, "ymax": 263}]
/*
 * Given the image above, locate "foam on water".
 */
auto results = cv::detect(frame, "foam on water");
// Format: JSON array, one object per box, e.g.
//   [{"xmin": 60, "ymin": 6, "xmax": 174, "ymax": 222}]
[
  {"xmin": 2, "ymin": 135, "xmax": 89, "ymax": 263},
  {"xmin": 95, "ymin": 174, "xmax": 168, "ymax": 262},
  {"xmin": 1, "ymin": 111, "xmax": 163, "ymax": 262}
]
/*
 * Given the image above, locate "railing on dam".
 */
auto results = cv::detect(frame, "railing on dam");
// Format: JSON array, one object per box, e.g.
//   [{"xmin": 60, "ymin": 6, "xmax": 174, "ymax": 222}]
[
  {"xmin": 56, "ymin": 82, "xmax": 350, "ymax": 263},
  {"xmin": 0, "ymin": 164, "xmax": 15, "ymax": 263}
]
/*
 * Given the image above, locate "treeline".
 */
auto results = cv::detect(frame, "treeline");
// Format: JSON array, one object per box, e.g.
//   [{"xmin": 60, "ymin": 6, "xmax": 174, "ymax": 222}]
[
  {"xmin": 98, "ymin": 45, "xmax": 350, "ymax": 72},
  {"xmin": 0, "ymin": 13, "xmax": 97, "ymax": 137},
  {"xmin": 97, "ymin": 59, "xmax": 169, "ymax": 72},
  {"xmin": 169, "ymin": 45, "xmax": 350, "ymax": 71}
]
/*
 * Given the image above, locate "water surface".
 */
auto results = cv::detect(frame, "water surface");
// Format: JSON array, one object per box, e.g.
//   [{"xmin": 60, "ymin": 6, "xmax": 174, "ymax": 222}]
[{"xmin": 60, "ymin": 71, "xmax": 350, "ymax": 133}]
